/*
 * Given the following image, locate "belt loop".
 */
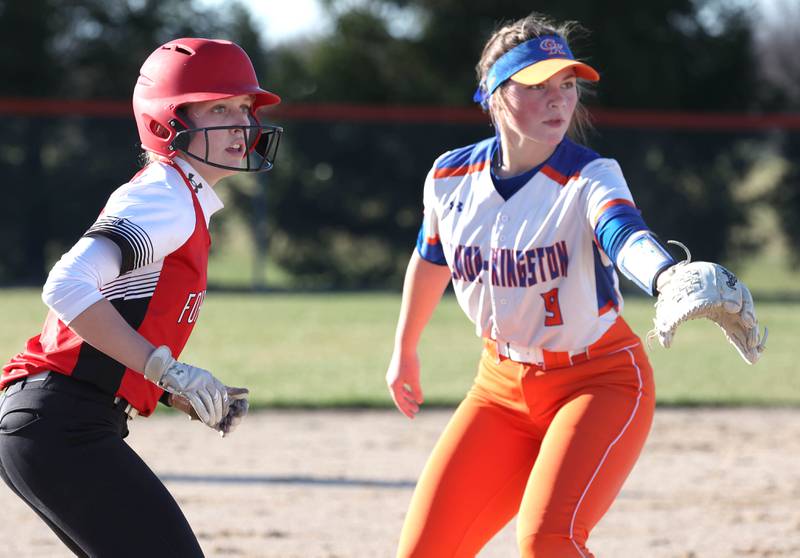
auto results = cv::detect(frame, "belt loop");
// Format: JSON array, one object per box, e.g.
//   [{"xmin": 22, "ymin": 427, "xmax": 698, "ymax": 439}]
[
  {"xmin": 541, "ymin": 349, "xmax": 552, "ymax": 370},
  {"xmin": 494, "ymin": 339, "xmax": 501, "ymax": 364},
  {"xmin": 113, "ymin": 396, "xmax": 138, "ymax": 421}
]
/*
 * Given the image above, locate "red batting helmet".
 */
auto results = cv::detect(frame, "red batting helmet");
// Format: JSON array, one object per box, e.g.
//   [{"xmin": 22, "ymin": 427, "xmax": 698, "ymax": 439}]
[{"xmin": 133, "ymin": 38, "xmax": 282, "ymax": 171}]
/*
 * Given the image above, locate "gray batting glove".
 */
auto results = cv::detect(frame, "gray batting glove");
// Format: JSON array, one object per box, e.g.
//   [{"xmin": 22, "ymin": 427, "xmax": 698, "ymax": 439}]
[
  {"xmin": 144, "ymin": 345, "xmax": 230, "ymax": 429},
  {"xmin": 217, "ymin": 387, "xmax": 249, "ymax": 437}
]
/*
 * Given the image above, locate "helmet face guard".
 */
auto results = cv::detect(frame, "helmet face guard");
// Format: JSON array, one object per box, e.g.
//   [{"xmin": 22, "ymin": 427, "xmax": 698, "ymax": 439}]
[{"xmin": 169, "ymin": 120, "xmax": 283, "ymax": 173}]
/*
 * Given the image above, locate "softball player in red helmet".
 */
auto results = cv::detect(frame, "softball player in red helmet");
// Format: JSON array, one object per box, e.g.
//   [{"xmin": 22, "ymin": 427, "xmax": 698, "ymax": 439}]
[
  {"xmin": 0, "ymin": 38, "xmax": 281, "ymax": 557},
  {"xmin": 386, "ymin": 13, "xmax": 765, "ymax": 557}
]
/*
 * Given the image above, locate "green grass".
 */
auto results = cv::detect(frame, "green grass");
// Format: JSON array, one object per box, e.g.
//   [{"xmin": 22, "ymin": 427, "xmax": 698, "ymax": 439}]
[{"xmin": 1, "ymin": 289, "xmax": 796, "ymax": 408}]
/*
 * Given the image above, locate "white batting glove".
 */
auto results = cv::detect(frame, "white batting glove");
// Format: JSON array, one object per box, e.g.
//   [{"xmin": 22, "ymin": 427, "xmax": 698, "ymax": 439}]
[{"xmin": 144, "ymin": 346, "xmax": 230, "ymax": 428}]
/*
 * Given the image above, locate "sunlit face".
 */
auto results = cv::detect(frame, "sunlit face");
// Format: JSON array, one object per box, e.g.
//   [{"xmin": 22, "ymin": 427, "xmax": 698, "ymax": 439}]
[
  {"xmin": 182, "ymin": 94, "xmax": 255, "ymax": 183},
  {"xmin": 494, "ymin": 67, "xmax": 578, "ymax": 148}
]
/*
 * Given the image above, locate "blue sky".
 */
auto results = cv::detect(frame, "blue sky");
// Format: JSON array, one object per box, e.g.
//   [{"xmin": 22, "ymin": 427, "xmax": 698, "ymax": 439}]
[{"xmin": 197, "ymin": 0, "xmax": 330, "ymax": 45}]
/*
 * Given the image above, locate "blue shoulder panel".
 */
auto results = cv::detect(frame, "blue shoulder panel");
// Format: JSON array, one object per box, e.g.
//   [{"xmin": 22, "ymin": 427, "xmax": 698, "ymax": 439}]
[
  {"xmin": 434, "ymin": 137, "xmax": 496, "ymax": 174},
  {"xmin": 546, "ymin": 138, "xmax": 602, "ymax": 179}
]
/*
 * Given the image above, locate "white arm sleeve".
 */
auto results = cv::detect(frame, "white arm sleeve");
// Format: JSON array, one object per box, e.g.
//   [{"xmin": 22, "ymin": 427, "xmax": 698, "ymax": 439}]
[
  {"xmin": 616, "ymin": 231, "xmax": 675, "ymax": 296},
  {"xmin": 41, "ymin": 236, "xmax": 123, "ymax": 324}
]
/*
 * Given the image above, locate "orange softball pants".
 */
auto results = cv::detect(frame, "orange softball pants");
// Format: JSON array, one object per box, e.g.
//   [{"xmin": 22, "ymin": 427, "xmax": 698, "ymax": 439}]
[{"xmin": 397, "ymin": 318, "xmax": 655, "ymax": 558}]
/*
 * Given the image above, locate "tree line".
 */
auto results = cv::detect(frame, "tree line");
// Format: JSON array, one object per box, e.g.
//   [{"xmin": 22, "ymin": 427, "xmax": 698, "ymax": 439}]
[{"xmin": 0, "ymin": 0, "xmax": 796, "ymax": 287}]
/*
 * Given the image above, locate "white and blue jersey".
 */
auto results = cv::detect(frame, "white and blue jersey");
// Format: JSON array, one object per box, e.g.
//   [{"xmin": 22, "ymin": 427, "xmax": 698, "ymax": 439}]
[{"xmin": 416, "ymin": 136, "xmax": 659, "ymax": 352}]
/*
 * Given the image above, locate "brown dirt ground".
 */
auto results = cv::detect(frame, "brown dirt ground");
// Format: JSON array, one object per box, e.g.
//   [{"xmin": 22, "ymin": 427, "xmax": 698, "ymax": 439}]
[{"xmin": 1, "ymin": 408, "xmax": 799, "ymax": 558}]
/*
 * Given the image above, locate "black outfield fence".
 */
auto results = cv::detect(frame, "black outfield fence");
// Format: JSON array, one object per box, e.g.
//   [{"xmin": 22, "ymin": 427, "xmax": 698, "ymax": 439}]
[{"xmin": 1, "ymin": 100, "xmax": 797, "ymax": 287}]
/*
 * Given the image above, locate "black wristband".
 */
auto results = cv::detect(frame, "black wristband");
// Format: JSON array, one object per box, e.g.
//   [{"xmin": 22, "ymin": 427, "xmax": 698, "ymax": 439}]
[
  {"xmin": 651, "ymin": 261, "xmax": 675, "ymax": 295},
  {"xmin": 158, "ymin": 391, "xmax": 172, "ymax": 407}
]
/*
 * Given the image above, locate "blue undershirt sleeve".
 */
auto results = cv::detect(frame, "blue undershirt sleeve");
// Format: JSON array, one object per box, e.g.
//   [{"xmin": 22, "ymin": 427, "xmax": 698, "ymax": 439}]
[
  {"xmin": 594, "ymin": 205, "xmax": 649, "ymax": 263},
  {"xmin": 596, "ymin": 206, "xmax": 677, "ymax": 295}
]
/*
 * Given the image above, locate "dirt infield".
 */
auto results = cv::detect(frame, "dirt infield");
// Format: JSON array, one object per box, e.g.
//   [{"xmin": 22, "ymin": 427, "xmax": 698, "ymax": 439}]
[{"xmin": 1, "ymin": 408, "xmax": 799, "ymax": 557}]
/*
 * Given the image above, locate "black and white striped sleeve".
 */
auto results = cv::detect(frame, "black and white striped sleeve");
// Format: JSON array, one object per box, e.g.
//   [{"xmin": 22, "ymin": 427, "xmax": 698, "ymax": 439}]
[
  {"xmin": 84, "ymin": 216, "xmax": 153, "ymax": 274},
  {"xmin": 83, "ymin": 180, "xmax": 195, "ymax": 274}
]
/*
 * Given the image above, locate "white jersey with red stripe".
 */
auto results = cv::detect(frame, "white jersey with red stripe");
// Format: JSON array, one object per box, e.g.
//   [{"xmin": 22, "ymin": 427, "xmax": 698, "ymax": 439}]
[{"xmin": 421, "ymin": 136, "xmax": 637, "ymax": 352}]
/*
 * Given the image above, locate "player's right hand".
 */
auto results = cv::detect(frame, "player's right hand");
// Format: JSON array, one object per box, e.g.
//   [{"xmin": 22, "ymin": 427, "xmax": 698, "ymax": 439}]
[
  {"xmin": 217, "ymin": 387, "xmax": 249, "ymax": 437},
  {"xmin": 144, "ymin": 345, "xmax": 230, "ymax": 428},
  {"xmin": 385, "ymin": 349, "xmax": 424, "ymax": 419}
]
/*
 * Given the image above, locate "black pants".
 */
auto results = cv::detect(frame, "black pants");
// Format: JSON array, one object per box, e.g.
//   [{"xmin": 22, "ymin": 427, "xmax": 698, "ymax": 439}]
[{"xmin": 0, "ymin": 372, "xmax": 204, "ymax": 557}]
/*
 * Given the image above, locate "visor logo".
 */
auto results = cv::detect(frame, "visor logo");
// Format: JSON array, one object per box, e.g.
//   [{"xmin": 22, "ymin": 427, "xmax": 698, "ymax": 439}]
[{"xmin": 540, "ymin": 38, "xmax": 566, "ymax": 56}]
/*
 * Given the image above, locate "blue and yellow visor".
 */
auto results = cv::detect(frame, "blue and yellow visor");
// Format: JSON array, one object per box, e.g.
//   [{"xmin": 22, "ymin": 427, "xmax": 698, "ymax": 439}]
[{"xmin": 473, "ymin": 34, "xmax": 599, "ymax": 108}]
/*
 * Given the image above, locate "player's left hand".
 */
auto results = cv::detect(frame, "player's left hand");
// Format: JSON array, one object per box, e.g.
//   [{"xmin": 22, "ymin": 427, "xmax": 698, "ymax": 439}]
[
  {"xmin": 651, "ymin": 260, "xmax": 767, "ymax": 364},
  {"xmin": 170, "ymin": 386, "xmax": 249, "ymax": 436}
]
